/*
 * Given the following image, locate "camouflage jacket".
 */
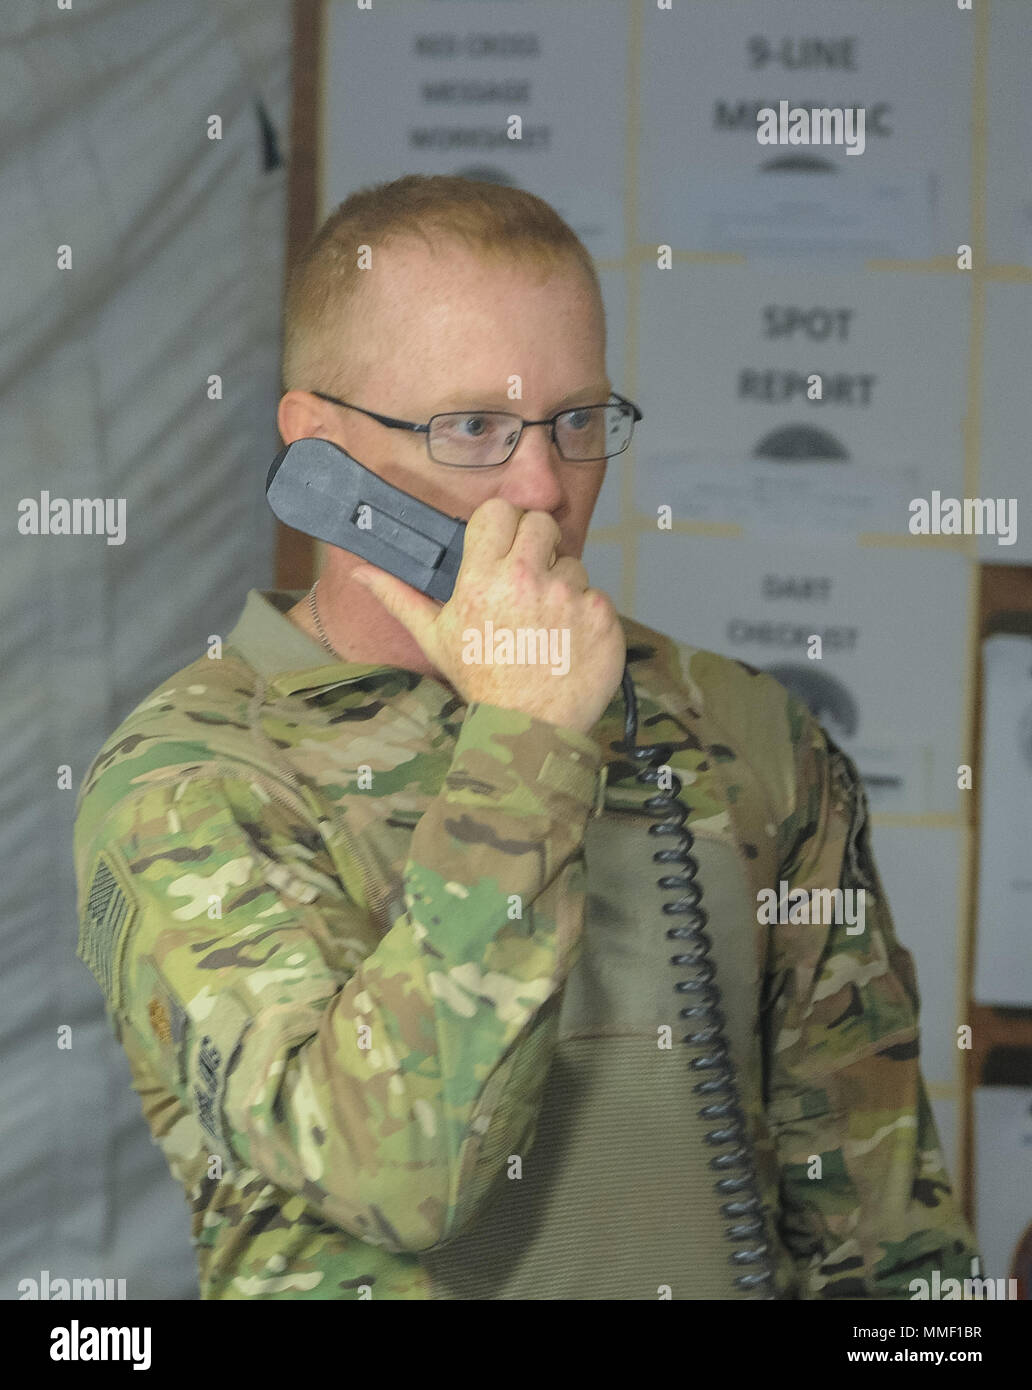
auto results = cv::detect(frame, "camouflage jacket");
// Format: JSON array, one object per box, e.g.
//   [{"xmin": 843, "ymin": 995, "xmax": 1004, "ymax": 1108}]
[{"xmin": 73, "ymin": 589, "xmax": 979, "ymax": 1299}]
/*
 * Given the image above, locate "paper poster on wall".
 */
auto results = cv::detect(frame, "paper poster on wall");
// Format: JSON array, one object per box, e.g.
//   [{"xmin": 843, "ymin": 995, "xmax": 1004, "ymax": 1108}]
[
  {"xmin": 661, "ymin": 172, "xmax": 935, "ymax": 267},
  {"xmin": 633, "ymin": 264, "xmax": 968, "ymax": 536},
  {"xmin": 642, "ymin": 451, "xmax": 920, "ymax": 538},
  {"xmin": 588, "ymin": 269, "xmax": 631, "ymax": 532},
  {"xmin": 322, "ymin": 0, "xmax": 630, "ymax": 260},
  {"xmin": 635, "ymin": 532, "xmax": 972, "ymax": 817},
  {"xmin": 974, "ymin": 631, "xmax": 1032, "ymax": 1007},
  {"xmin": 986, "ymin": 0, "xmax": 1032, "ymax": 268},
  {"xmin": 637, "ymin": 0, "xmax": 969, "ymax": 262},
  {"xmin": 978, "ymin": 283, "xmax": 1032, "ymax": 563}
]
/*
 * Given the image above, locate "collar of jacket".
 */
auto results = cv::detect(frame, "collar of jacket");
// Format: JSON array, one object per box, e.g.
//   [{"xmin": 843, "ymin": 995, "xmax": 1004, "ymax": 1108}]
[
  {"xmin": 227, "ymin": 588, "xmax": 405, "ymax": 697},
  {"xmin": 226, "ymin": 588, "xmax": 707, "ymax": 815},
  {"xmin": 228, "ymin": 589, "xmax": 696, "ymax": 714}
]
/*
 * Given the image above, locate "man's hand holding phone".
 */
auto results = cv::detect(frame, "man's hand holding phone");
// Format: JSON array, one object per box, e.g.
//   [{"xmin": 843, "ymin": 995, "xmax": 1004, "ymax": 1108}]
[{"xmin": 352, "ymin": 497, "xmax": 626, "ymax": 737}]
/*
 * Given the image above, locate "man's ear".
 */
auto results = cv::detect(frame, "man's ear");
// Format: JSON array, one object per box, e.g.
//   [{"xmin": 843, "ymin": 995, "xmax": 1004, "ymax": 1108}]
[{"xmin": 277, "ymin": 390, "xmax": 332, "ymax": 447}]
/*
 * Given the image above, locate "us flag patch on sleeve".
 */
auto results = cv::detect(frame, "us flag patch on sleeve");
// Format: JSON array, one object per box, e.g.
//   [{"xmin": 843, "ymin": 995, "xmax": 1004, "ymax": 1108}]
[{"xmin": 78, "ymin": 850, "xmax": 137, "ymax": 1013}]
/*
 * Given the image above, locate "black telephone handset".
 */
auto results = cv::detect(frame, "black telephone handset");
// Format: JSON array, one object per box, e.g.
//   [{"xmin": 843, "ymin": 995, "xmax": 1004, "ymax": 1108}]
[
  {"xmin": 264, "ymin": 436, "xmax": 773, "ymax": 1293},
  {"xmin": 266, "ymin": 437, "xmax": 466, "ymax": 603}
]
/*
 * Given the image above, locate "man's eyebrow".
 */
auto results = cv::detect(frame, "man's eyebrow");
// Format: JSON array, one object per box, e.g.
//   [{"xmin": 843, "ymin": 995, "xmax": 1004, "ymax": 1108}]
[{"xmin": 432, "ymin": 383, "xmax": 613, "ymax": 413}]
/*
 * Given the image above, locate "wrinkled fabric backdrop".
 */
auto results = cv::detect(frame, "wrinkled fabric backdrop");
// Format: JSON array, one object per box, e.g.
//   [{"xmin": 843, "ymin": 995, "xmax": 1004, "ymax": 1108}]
[{"xmin": 2, "ymin": 0, "xmax": 289, "ymax": 1299}]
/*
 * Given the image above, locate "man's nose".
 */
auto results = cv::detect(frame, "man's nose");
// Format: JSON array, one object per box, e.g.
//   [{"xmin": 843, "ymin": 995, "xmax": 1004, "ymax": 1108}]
[{"xmin": 495, "ymin": 421, "xmax": 564, "ymax": 512}]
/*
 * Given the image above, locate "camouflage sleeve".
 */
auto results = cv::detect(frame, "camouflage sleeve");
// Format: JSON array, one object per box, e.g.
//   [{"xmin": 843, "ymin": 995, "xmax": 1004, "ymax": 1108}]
[
  {"xmin": 761, "ymin": 701, "xmax": 980, "ymax": 1299},
  {"xmin": 74, "ymin": 701, "xmax": 603, "ymax": 1253}
]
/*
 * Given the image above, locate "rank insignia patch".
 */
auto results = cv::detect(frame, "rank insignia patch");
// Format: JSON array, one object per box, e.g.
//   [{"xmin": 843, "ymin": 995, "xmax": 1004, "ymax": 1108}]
[{"xmin": 148, "ymin": 996, "xmax": 171, "ymax": 1044}]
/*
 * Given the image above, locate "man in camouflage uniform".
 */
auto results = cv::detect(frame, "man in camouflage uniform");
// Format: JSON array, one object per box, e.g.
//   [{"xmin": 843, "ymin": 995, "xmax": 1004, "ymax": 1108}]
[{"xmin": 73, "ymin": 175, "xmax": 979, "ymax": 1299}]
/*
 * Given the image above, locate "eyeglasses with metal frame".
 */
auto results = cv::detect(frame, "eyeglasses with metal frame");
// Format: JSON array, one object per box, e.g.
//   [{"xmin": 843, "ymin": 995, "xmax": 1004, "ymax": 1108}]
[{"xmin": 306, "ymin": 389, "xmax": 643, "ymax": 468}]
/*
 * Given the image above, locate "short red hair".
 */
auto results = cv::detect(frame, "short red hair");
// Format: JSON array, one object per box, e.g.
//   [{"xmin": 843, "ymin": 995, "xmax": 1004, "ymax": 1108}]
[{"xmin": 281, "ymin": 173, "xmax": 602, "ymax": 398}]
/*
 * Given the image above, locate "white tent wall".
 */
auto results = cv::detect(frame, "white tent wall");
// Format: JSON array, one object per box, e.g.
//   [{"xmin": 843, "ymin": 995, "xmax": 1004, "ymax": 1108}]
[{"xmin": 2, "ymin": 0, "xmax": 291, "ymax": 1299}]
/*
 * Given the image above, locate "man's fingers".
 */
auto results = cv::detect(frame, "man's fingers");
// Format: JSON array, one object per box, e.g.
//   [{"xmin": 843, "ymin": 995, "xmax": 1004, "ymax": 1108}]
[
  {"xmin": 462, "ymin": 496, "xmax": 522, "ymax": 566},
  {"xmin": 508, "ymin": 508, "xmax": 562, "ymax": 571}
]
